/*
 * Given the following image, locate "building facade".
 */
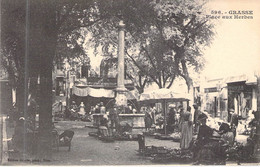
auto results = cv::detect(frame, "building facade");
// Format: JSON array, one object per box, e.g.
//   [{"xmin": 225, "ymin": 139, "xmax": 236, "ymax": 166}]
[{"xmin": 195, "ymin": 74, "xmax": 257, "ymax": 122}]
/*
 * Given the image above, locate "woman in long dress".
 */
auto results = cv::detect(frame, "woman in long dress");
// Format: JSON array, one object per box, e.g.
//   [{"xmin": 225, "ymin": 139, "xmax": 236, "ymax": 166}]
[
  {"xmin": 78, "ymin": 102, "xmax": 85, "ymax": 116},
  {"xmin": 180, "ymin": 106, "xmax": 193, "ymax": 150},
  {"xmin": 144, "ymin": 109, "xmax": 153, "ymax": 131},
  {"xmin": 178, "ymin": 106, "xmax": 184, "ymax": 131}
]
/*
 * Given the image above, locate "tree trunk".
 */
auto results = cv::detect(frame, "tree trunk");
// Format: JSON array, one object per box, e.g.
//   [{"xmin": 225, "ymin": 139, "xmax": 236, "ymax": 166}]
[
  {"xmin": 16, "ymin": 77, "xmax": 26, "ymax": 117},
  {"xmin": 28, "ymin": 0, "xmax": 57, "ymax": 160}
]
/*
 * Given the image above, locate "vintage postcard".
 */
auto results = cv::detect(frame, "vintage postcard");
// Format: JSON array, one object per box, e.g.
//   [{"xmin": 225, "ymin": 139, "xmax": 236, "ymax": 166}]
[{"xmin": 1, "ymin": 0, "xmax": 260, "ymax": 166}]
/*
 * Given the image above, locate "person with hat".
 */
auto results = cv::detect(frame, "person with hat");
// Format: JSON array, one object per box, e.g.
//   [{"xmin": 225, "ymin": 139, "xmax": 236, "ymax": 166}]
[
  {"xmin": 192, "ymin": 112, "xmax": 214, "ymax": 164},
  {"xmin": 150, "ymin": 105, "xmax": 156, "ymax": 124},
  {"xmin": 70, "ymin": 101, "xmax": 79, "ymax": 120},
  {"xmin": 219, "ymin": 122, "xmax": 234, "ymax": 146},
  {"xmin": 109, "ymin": 104, "xmax": 119, "ymax": 132},
  {"xmin": 193, "ymin": 113, "xmax": 225, "ymax": 164},
  {"xmin": 95, "ymin": 103, "xmax": 101, "ymax": 114},
  {"xmin": 197, "ymin": 112, "xmax": 214, "ymax": 144},
  {"xmin": 193, "ymin": 104, "xmax": 201, "ymax": 134},
  {"xmin": 144, "ymin": 107, "xmax": 153, "ymax": 131},
  {"xmin": 70, "ymin": 101, "xmax": 78, "ymax": 111},
  {"xmin": 167, "ymin": 104, "xmax": 176, "ymax": 133},
  {"xmin": 100, "ymin": 102, "xmax": 106, "ymax": 114},
  {"xmin": 12, "ymin": 117, "xmax": 33, "ymax": 152},
  {"xmin": 180, "ymin": 106, "xmax": 193, "ymax": 150},
  {"xmin": 229, "ymin": 108, "xmax": 238, "ymax": 139},
  {"xmin": 58, "ymin": 100, "xmax": 63, "ymax": 113},
  {"xmin": 178, "ymin": 105, "xmax": 184, "ymax": 131},
  {"xmin": 78, "ymin": 102, "xmax": 85, "ymax": 116}
]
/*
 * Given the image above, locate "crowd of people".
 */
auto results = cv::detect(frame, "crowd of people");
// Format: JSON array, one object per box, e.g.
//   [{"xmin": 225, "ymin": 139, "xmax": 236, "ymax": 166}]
[
  {"xmin": 141, "ymin": 102, "xmax": 259, "ymax": 163},
  {"xmin": 57, "ymin": 100, "xmax": 139, "ymax": 121},
  {"xmin": 9, "ymin": 98, "xmax": 259, "ymax": 163},
  {"xmin": 55, "ymin": 100, "xmax": 138, "ymax": 136}
]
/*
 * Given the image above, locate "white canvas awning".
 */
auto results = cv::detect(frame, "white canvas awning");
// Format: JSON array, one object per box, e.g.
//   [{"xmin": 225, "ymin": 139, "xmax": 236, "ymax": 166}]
[
  {"xmin": 72, "ymin": 86, "xmax": 138, "ymax": 100},
  {"xmin": 72, "ymin": 86, "xmax": 114, "ymax": 98},
  {"xmin": 139, "ymin": 88, "xmax": 190, "ymax": 101}
]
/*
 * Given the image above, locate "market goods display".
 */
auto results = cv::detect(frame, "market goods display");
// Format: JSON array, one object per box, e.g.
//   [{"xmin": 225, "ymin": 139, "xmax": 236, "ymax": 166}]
[{"xmin": 170, "ymin": 132, "xmax": 181, "ymax": 142}]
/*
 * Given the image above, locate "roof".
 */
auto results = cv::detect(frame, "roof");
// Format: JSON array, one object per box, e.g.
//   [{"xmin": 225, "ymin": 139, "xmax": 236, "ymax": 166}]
[
  {"xmin": 139, "ymin": 88, "xmax": 190, "ymax": 102},
  {"xmin": 225, "ymin": 74, "xmax": 247, "ymax": 83},
  {"xmin": 204, "ymin": 79, "xmax": 224, "ymax": 88}
]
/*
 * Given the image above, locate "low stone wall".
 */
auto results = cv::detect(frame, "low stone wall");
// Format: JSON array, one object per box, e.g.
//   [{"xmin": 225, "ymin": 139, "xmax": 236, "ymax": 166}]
[{"xmin": 119, "ymin": 114, "xmax": 145, "ymax": 128}]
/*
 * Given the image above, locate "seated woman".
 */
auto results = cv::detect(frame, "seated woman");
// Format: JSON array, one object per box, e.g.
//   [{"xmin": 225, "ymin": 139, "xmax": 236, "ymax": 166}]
[
  {"xmin": 193, "ymin": 113, "xmax": 226, "ymax": 165},
  {"xmin": 197, "ymin": 113, "xmax": 214, "ymax": 146},
  {"xmin": 219, "ymin": 122, "xmax": 234, "ymax": 146},
  {"xmin": 12, "ymin": 117, "xmax": 34, "ymax": 153}
]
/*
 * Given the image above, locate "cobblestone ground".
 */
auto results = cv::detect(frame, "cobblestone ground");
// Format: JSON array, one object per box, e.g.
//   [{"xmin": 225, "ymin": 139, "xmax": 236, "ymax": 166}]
[
  {"xmin": 7, "ymin": 120, "xmax": 182, "ymax": 166},
  {"xmin": 51, "ymin": 121, "xmax": 181, "ymax": 166},
  {"xmin": 6, "ymin": 120, "xmax": 259, "ymax": 166}
]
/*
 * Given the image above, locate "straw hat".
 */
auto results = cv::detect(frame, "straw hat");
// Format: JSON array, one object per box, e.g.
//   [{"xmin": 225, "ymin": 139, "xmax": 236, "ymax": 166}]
[
  {"xmin": 198, "ymin": 113, "xmax": 208, "ymax": 121},
  {"xmin": 19, "ymin": 117, "xmax": 25, "ymax": 121},
  {"xmin": 169, "ymin": 104, "xmax": 176, "ymax": 108}
]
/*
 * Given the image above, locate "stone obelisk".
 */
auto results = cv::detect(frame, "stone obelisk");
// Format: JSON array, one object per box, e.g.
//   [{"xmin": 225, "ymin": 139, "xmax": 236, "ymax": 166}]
[{"xmin": 115, "ymin": 20, "xmax": 127, "ymax": 108}]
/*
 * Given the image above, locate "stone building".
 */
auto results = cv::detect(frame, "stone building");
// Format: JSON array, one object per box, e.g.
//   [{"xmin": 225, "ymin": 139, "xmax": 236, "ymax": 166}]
[{"xmin": 195, "ymin": 74, "xmax": 257, "ymax": 122}]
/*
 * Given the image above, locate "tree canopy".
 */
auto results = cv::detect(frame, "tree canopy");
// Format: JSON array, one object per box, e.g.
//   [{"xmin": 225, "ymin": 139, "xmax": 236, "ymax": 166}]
[
  {"xmin": 1, "ymin": 0, "xmax": 215, "ymax": 159},
  {"xmin": 86, "ymin": 0, "xmax": 215, "ymax": 92},
  {"xmin": 1, "ymin": 0, "xmax": 215, "ymax": 94}
]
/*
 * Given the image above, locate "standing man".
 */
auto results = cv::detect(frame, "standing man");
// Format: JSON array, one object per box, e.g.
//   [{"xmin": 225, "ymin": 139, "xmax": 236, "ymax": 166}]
[
  {"xmin": 58, "ymin": 100, "xmax": 63, "ymax": 113},
  {"xmin": 151, "ymin": 105, "xmax": 156, "ymax": 124},
  {"xmin": 167, "ymin": 104, "xmax": 176, "ymax": 132},
  {"xmin": 193, "ymin": 104, "xmax": 201, "ymax": 134},
  {"xmin": 230, "ymin": 108, "xmax": 239, "ymax": 140},
  {"xmin": 109, "ymin": 104, "xmax": 119, "ymax": 133},
  {"xmin": 100, "ymin": 102, "xmax": 106, "ymax": 114},
  {"xmin": 144, "ymin": 108, "xmax": 152, "ymax": 131},
  {"xmin": 95, "ymin": 103, "xmax": 100, "ymax": 113}
]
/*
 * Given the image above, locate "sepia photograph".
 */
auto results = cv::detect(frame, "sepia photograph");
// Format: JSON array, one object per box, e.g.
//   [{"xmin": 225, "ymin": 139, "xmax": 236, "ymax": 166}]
[{"xmin": 0, "ymin": 0, "xmax": 260, "ymax": 166}]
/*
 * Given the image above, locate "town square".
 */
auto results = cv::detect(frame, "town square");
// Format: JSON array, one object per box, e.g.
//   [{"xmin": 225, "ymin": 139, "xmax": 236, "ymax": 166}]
[{"xmin": 1, "ymin": 0, "xmax": 260, "ymax": 166}]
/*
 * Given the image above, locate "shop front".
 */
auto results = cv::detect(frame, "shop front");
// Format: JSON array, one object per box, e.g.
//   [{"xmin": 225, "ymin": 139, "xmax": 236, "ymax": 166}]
[
  {"xmin": 227, "ymin": 81, "xmax": 254, "ymax": 121},
  {"xmin": 202, "ymin": 84, "xmax": 228, "ymax": 120},
  {"xmin": 204, "ymin": 88, "xmax": 218, "ymax": 117}
]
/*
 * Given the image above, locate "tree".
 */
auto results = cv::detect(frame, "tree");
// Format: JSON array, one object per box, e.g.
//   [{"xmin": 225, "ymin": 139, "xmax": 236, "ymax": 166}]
[
  {"xmin": 1, "ymin": 0, "xmax": 215, "ymax": 159},
  {"xmin": 1, "ymin": 0, "xmax": 104, "ymax": 160},
  {"xmin": 125, "ymin": 59, "xmax": 152, "ymax": 94},
  {"xmin": 87, "ymin": 0, "xmax": 215, "ymax": 91},
  {"xmin": 1, "ymin": 0, "xmax": 30, "ymax": 123}
]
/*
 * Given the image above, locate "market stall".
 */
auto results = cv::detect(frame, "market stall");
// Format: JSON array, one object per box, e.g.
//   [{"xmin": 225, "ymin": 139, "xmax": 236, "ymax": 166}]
[
  {"xmin": 139, "ymin": 88, "xmax": 190, "ymax": 135},
  {"xmin": 71, "ymin": 84, "xmax": 139, "ymax": 126}
]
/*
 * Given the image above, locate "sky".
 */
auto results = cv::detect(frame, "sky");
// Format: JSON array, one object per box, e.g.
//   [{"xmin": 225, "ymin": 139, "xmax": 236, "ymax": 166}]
[
  {"xmin": 85, "ymin": 0, "xmax": 260, "ymax": 82},
  {"xmin": 202, "ymin": 0, "xmax": 260, "ymax": 79}
]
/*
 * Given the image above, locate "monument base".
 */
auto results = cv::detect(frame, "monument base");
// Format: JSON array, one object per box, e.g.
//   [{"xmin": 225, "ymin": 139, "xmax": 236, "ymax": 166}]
[
  {"xmin": 119, "ymin": 114, "xmax": 145, "ymax": 128},
  {"xmin": 115, "ymin": 88, "xmax": 128, "ymax": 107}
]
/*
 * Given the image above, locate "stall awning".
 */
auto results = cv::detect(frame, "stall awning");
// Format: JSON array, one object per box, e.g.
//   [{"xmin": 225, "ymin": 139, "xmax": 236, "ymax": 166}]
[
  {"xmin": 139, "ymin": 88, "xmax": 190, "ymax": 102},
  {"xmin": 72, "ymin": 86, "xmax": 114, "ymax": 98},
  {"xmin": 72, "ymin": 86, "xmax": 139, "ymax": 100}
]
